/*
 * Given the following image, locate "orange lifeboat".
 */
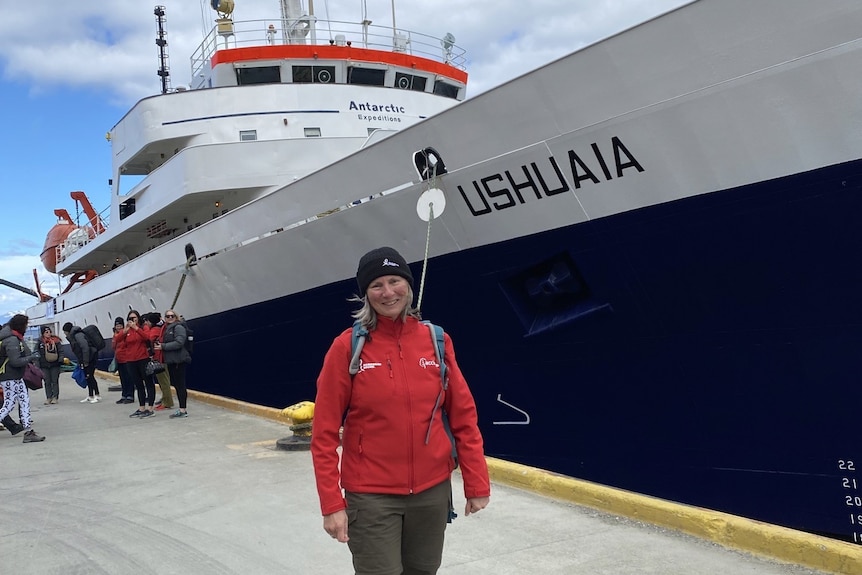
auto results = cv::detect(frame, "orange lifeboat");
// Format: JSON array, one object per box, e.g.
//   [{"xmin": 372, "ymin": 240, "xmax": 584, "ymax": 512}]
[
  {"xmin": 40, "ymin": 210, "xmax": 93, "ymax": 273},
  {"xmin": 40, "ymin": 191, "xmax": 106, "ymax": 273}
]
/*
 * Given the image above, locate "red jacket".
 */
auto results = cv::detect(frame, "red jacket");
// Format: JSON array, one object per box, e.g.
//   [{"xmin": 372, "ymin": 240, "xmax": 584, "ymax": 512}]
[
  {"xmin": 112, "ymin": 324, "xmax": 150, "ymax": 362},
  {"xmin": 148, "ymin": 323, "xmax": 164, "ymax": 362},
  {"xmin": 311, "ymin": 316, "xmax": 490, "ymax": 516},
  {"xmin": 113, "ymin": 333, "xmax": 132, "ymax": 363}
]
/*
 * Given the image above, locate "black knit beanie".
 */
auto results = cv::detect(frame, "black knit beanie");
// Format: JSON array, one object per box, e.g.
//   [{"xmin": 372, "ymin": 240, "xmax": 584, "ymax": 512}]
[
  {"xmin": 356, "ymin": 247, "xmax": 414, "ymax": 294},
  {"xmin": 114, "ymin": 317, "xmax": 125, "ymax": 328}
]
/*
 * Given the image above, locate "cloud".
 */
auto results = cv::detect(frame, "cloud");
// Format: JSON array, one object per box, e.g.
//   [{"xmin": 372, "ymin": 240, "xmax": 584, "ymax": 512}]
[{"xmin": 0, "ymin": 0, "xmax": 688, "ymax": 103}]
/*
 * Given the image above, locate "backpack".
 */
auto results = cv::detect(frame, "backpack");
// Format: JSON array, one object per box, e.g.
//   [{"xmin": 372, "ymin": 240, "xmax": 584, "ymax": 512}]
[
  {"xmin": 348, "ymin": 319, "xmax": 459, "ymax": 522},
  {"xmin": 0, "ymin": 336, "xmax": 22, "ymax": 376},
  {"xmin": 180, "ymin": 321, "xmax": 194, "ymax": 355},
  {"xmin": 348, "ymin": 319, "xmax": 458, "ymax": 466},
  {"xmin": 82, "ymin": 324, "xmax": 106, "ymax": 352},
  {"xmin": 44, "ymin": 341, "xmax": 59, "ymax": 363}
]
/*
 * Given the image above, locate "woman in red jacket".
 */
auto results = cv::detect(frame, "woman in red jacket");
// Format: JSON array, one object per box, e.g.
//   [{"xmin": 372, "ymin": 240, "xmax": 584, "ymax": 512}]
[
  {"xmin": 114, "ymin": 310, "xmax": 156, "ymax": 418},
  {"xmin": 112, "ymin": 317, "xmax": 134, "ymax": 404},
  {"xmin": 311, "ymin": 247, "xmax": 490, "ymax": 575}
]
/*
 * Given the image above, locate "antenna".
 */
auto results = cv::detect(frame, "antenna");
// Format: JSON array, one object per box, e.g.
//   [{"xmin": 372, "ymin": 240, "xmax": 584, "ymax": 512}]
[
  {"xmin": 154, "ymin": 6, "xmax": 171, "ymax": 94},
  {"xmin": 442, "ymin": 33, "xmax": 455, "ymax": 64}
]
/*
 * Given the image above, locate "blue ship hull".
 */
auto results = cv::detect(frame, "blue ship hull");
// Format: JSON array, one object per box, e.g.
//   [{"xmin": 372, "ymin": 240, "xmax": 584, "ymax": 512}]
[{"xmin": 182, "ymin": 158, "xmax": 862, "ymax": 543}]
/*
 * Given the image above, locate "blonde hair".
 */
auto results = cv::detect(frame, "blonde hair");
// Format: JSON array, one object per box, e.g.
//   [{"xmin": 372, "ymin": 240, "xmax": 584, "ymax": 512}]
[{"xmin": 350, "ymin": 285, "xmax": 420, "ymax": 331}]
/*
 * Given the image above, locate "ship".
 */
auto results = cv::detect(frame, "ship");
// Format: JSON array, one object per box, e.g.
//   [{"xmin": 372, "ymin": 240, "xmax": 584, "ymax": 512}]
[{"xmin": 24, "ymin": 0, "xmax": 862, "ymax": 544}]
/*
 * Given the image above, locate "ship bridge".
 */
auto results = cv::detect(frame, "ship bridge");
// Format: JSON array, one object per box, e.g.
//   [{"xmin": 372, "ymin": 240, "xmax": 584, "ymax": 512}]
[{"xmin": 189, "ymin": 14, "xmax": 467, "ymax": 100}]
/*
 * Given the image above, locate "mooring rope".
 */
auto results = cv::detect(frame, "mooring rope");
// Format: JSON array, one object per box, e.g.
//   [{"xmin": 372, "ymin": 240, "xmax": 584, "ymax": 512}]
[
  {"xmin": 415, "ymin": 202, "xmax": 435, "ymax": 313},
  {"xmin": 415, "ymin": 162, "xmax": 439, "ymax": 314},
  {"xmin": 170, "ymin": 255, "xmax": 196, "ymax": 310}
]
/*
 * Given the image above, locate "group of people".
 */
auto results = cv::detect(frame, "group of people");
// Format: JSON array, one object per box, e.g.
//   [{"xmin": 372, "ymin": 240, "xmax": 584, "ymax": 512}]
[
  {"xmin": 0, "ymin": 308, "xmax": 193, "ymax": 444},
  {"xmin": 76, "ymin": 309, "xmax": 191, "ymax": 419}
]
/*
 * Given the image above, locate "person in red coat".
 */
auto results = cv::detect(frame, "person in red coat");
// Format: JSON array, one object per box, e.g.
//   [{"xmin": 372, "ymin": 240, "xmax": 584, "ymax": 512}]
[
  {"xmin": 311, "ymin": 247, "xmax": 490, "ymax": 575},
  {"xmin": 112, "ymin": 317, "xmax": 134, "ymax": 404},
  {"xmin": 113, "ymin": 310, "xmax": 156, "ymax": 417}
]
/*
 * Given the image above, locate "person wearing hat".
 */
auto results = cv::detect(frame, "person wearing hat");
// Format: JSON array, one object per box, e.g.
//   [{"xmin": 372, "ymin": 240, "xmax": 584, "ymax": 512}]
[
  {"xmin": 311, "ymin": 247, "xmax": 490, "ymax": 574},
  {"xmin": 37, "ymin": 326, "xmax": 64, "ymax": 404},
  {"xmin": 112, "ymin": 317, "xmax": 135, "ymax": 404},
  {"xmin": 62, "ymin": 321, "xmax": 101, "ymax": 403}
]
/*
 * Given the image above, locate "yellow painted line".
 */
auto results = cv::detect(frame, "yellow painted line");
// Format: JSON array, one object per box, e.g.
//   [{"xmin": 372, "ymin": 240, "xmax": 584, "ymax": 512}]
[
  {"xmin": 188, "ymin": 389, "xmax": 292, "ymax": 424},
  {"xmin": 96, "ymin": 370, "xmax": 291, "ymax": 424},
  {"xmin": 96, "ymin": 370, "xmax": 120, "ymax": 382},
  {"xmin": 97, "ymin": 370, "xmax": 862, "ymax": 573},
  {"xmin": 486, "ymin": 457, "xmax": 862, "ymax": 575}
]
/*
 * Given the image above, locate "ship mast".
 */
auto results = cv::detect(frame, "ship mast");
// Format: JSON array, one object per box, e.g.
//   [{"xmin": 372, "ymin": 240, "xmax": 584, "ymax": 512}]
[
  {"xmin": 280, "ymin": 0, "xmax": 315, "ymax": 45},
  {"xmin": 390, "ymin": 0, "xmax": 396, "ymax": 44},
  {"xmin": 155, "ymin": 6, "xmax": 171, "ymax": 94}
]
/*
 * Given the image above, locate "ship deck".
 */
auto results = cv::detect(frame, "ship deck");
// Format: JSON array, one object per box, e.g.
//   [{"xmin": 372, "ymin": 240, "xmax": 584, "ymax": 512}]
[{"xmin": 0, "ymin": 370, "xmax": 849, "ymax": 575}]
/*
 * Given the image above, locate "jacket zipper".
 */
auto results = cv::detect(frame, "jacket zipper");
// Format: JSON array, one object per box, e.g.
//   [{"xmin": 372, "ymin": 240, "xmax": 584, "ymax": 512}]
[{"xmin": 397, "ymin": 336, "xmax": 416, "ymax": 493}]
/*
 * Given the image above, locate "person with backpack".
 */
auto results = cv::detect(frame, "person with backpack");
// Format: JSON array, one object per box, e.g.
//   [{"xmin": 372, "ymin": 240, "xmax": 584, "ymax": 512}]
[
  {"xmin": 37, "ymin": 326, "xmax": 64, "ymax": 405},
  {"xmin": 0, "ymin": 315, "xmax": 46, "ymax": 443},
  {"xmin": 310, "ymin": 247, "xmax": 490, "ymax": 575},
  {"xmin": 62, "ymin": 321, "xmax": 102, "ymax": 403},
  {"xmin": 154, "ymin": 309, "xmax": 191, "ymax": 418}
]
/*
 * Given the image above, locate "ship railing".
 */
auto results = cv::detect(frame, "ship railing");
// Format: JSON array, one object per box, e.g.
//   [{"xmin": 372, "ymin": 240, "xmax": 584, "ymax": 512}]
[
  {"xmin": 53, "ymin": 204, "xmax": 111, "ymax": 268},
  {"xmin": 191, "ymin": 17, "xmax": 466, "ymax": 83},
  {"xmin": 55, "ymin": 229, "xmax": 93, "ymax": 268}
]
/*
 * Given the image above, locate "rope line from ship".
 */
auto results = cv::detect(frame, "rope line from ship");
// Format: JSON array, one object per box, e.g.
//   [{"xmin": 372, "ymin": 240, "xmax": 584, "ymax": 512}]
[
  {"xmin": 169, "ymin": 244, "xmax": 198, "ymax": 310},
  {"xmin": 412, "ymin": 147, "xmax": 530, "ymax": 426}
]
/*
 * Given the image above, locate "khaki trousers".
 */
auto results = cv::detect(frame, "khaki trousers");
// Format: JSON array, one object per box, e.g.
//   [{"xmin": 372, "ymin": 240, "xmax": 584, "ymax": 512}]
[
  {"xmin": 345, "ymin": 478, "xmax": 451, "ymax": 575},
  {"xmin": 155, "ymin": 370, "xmax": 173, "ymax": 408}
]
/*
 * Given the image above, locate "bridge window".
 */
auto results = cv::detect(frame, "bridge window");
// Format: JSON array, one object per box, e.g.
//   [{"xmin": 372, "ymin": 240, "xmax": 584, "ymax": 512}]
[
  {"xmin": 348, "ymin": 67, "xmax": 385, "ymax": 86},
  {"xmin": 240, "ymin": 130, "xmax": 257, "ymax": 141},
  {"xmin": 236, "ymin": 66, "xmax": 281, "ymax": 85},
  {"xmin": 395, "ymin": 72, "xmax": 427, "ymax": 92},
  {"xmin": 293, "ymin": 66, "xmax": 335, "ymax": 83},
  {"xmin": 433, "ymin": 80, "xmax": 459, "ymax": 99}
]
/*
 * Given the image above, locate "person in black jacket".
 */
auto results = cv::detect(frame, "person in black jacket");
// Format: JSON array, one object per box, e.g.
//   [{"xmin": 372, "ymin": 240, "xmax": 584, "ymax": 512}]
[
  {"xmin": 62, "ymin": 322, "xmax": 101, "ymax": 403},
  {"xmin": 0, "ymin": 315, "xmax": 46, "ymax": 442},
  {"xmin": 154, "ymin": 309, "xmax": 191, "ymax": 418}
]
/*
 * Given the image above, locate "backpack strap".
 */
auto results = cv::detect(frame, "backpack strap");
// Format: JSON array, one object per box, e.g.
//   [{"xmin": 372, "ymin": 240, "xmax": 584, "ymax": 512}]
[
  {"xmin": 421, "ymin": 321, "xmax": 459, "ymax": 471},
  {"xmin": 348, "ymin": 320, "xmax": 368, "ymax": 375},
  {"xmin": 422, "ymin": 321, "xmax": 459, "ymax": 523},
  {"xmin": 425, "ymin": 321, "xmax": 447, "ymax": 390}
]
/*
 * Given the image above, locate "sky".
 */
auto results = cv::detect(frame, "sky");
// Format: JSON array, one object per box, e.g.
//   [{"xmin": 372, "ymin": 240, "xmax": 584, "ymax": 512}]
[{"xmin": 0, "ymin": 0, "xmax": 689, "ymax": 321}]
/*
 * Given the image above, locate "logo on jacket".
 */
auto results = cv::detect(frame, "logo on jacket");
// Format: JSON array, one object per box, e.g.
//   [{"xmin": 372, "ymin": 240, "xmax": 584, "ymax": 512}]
[
  {"xmin": 358, "ymin": 360, "xmax": 382, "ymax": 373},
  {"xmin": 419, "ymin": 357, "xmax": 439, "ymax": 369},
  {"xmin": 382, "ymin": 258, "xmax": 400, "ymax": 267}
]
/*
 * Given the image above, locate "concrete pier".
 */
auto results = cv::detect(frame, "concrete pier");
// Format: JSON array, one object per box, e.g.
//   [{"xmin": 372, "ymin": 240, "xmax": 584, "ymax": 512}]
[{"xmin": 0, "ymin": 371, "xmax": 853, "ymax": 574}]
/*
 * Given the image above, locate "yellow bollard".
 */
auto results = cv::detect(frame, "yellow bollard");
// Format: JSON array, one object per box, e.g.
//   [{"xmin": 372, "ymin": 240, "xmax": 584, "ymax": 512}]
[{"xmin": 276, "ymin": 401, "xmax": 315, "ymax": 451}]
